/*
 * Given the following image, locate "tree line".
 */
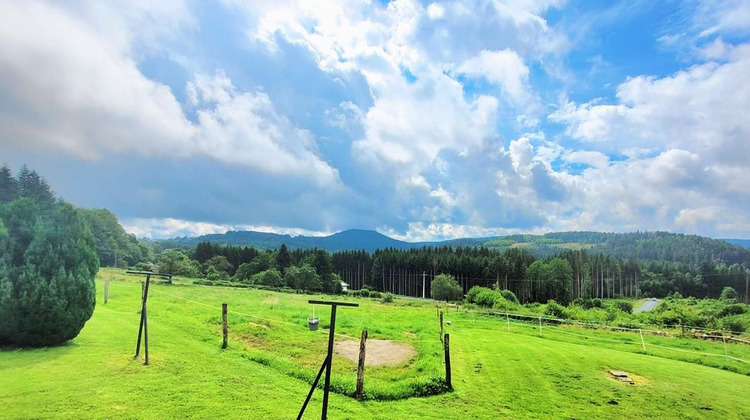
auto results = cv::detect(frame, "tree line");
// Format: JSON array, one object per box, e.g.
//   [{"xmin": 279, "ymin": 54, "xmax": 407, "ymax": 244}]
[{"xmin": 180, "ymin": 242, "xmax": 748, "ymax": 304}]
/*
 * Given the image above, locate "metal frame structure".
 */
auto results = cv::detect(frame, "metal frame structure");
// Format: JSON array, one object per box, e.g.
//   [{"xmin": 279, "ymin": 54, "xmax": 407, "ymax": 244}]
[{"xmin": 297, "ymin": 300, "xmax": 359, "ymax": 420}]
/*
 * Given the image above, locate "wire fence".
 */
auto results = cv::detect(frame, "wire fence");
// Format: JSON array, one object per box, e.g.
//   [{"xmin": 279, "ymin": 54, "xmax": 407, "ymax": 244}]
[
  {"xmin": 144, "ymin": 283, "xmax": 748, "ymax": 370},
  {"xmin": 149, "ymin": 287, "xmax": 443, "ymax": 344},
  {"xmin": 445, "ymin": 309, "xmax": 750, "ymax": 366}
]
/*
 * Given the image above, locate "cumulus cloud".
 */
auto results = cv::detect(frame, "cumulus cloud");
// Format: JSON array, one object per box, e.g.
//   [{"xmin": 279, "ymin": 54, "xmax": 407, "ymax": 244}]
[
  {"xmin": 0, "ymin": 1, "xmax": 195, "ymax": 159},
  {"xmin": 189, "ymin": 72, "xmax": 341, "ymax": 187},
  {"xmin": 550, "ymin": 47, "xmax": 750, "ymax": 159},
  {"xmin": 454, "ymin": 49, "xmax": 538, "ymax": 117},
  {"xmin": 0, "ymin": 1, "xmax": 340, "ymax": 190},
  {"xmin": 123, "ymin": 217, "xmax": 331, "ymax": 239}
]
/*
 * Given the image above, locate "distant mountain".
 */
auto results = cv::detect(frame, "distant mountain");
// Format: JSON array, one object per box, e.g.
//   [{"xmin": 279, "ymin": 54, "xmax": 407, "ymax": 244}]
[
  {"xmin": 722, "ymin": 239, "xmax": 750, "ymax": 249},
  {"xmin": 158, "ymin": 229, "xmax": 750, "ymax": 265},
  {"xmin": 161, "ymin": 229, "xmax": 427, "ymax": 253}
]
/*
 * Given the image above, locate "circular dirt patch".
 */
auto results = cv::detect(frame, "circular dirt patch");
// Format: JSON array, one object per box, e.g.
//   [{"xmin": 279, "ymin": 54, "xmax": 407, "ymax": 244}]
[{"xmin": 334, "ymin": 339, "xmax": 416, "ymax": 366}]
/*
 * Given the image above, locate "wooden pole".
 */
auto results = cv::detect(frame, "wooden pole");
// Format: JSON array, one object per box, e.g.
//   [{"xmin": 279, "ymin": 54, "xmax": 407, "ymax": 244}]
[
  {"xmin": 444, "ymin": 333, "xmax": 452, "ymax": 390},
  {"xmin": 639, "ymin": 329, "xmax": 646, "ymax": 353},
  {"xmin": 422, "ymin": 271, "xmax": 426, "ymax": 299},
  {"xmin": 135, "ymin": 275, "xmax": 151, "ymax": 359},
  {"xmin": 506, "ymin": 312, "xmax": 510, "ymax": 332},
  {"xmin": 104, "ymin": 276, "xmax": 110, "ymax": 304},
  {"xmin": 355, "ymin": 329, "xmax": 368, "ymax": 400},
  {"xmin": 143, "ymin": 304, "xmax": 149, "ymax": 365},
  {"xmin": 538, "ymin": 315, "xmax": 542, "ymax": 336},
  {"xmin": 440, "ymin": 311, "xmax": 444, "ymax": 342},
  {"xmin": 222, "ymin": 303, "xmax": 228, "ymax": 349}
]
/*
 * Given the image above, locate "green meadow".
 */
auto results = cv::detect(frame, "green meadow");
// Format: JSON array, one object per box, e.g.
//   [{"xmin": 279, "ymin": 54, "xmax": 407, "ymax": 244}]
[{"xmin": 2, "ymin": 268, "xmax": 750, "ymax": 419}]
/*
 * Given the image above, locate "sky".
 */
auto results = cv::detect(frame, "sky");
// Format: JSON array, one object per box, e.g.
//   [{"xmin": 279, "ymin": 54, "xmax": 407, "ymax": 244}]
[{"xmin": 1, "ymin": 0, "xmax": 749, "ymax": 241}]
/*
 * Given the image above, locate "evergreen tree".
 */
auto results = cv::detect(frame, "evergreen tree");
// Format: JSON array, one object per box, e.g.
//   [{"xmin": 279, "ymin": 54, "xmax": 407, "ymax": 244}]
[
  {"xmin": 17, "ymin": 165, "xmax": 55, "ymax": 208},
  {"xmin": 276, "ymin": 243, "xmax": 291, "ymax": 274},
  {"xmin": 0, "ymin": 165, "xmax": 19, "ymax": 203},
  {"xmin": 0, "ymin": 202, "xmax": 98, "ymax": 347}
]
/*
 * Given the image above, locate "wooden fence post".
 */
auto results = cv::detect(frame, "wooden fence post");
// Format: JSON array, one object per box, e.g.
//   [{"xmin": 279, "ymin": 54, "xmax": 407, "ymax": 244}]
[
  {"xmin": 639, "ymin": 329, "xmax": 646, "ymax": 353},
  {"xmin": 222, "ymin": 303, "xmax": 228, "ymax": 349},
  {"xmin": 104, "ymin": 277, "xmax": 110, "ymax": 304},
  {"xmin": 440, "ymin": 311, "xmax": 444, "ymax": 342},
  {"xmin": 538, "ymin": 315, "xmax": 542, "ymax": 336},
  {"xmin": 355, "ymin": 329, "xmax": 368, "ymax": 400},
  {"xmin": 444, "ymin": 333, "xmax": 452, "ymax": 390}
]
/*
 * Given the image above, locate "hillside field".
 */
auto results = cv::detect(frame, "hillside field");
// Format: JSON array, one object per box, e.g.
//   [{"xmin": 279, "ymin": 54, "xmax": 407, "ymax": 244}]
[{"xmin": 1, "ymin": 269, "xmax": 750, "ymax": 419}]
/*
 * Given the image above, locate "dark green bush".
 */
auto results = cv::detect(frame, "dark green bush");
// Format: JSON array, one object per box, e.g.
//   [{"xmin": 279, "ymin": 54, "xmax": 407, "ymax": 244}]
[
  {"xmin": 571, "ymin": 298, "xmax": 603, "ymax": 310},
  {"xmin": 610, "ymin": 300, "xmax": 633, "ymax": 314},
  {"xmin": 721, "ymin": 317, "xmax": 746, "ymax": 333},
  {"xmin": 718, "ymin": 304, "xmax": 747, "ymax": 318},
  {"xmin": 499, "ymin": 289, "xmax": 519, "ymax": 304},
  {"xmin": 466, "ymin": 286, "xmax": 489, "ymax": 304},
  {"xmin": 475, "ymin": 289, "xmax": 500, "ymax": 308},
  {"xmin": 543, "ymin": 300, "xmax": 566, "ymax": 319},
  {"xmin": 381, "ymin": 292, "xmax": 394, "ymax": 303},
  {"xmin": 431, "ymin": 274, "xmax": 463, "ymax": 302}
]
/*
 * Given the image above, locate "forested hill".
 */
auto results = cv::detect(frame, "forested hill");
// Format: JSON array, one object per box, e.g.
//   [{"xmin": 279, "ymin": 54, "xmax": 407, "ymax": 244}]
[
  {"xmin": 160, "ymin": 229, "xmax": 429, "ymax": 253},
  {"xmin": 159, "ymin": 229, "xmax": 750, "ymax": 266}
]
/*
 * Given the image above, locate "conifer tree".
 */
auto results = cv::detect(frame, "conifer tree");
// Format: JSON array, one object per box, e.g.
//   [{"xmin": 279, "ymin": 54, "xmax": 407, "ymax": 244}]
[
  {"xmin": 0, "ymin": 201, "xmax": 98, "ymax": 347},
  {"xmin": 0, "ymin": 165, "xmax": 19, "ymax": 203}
]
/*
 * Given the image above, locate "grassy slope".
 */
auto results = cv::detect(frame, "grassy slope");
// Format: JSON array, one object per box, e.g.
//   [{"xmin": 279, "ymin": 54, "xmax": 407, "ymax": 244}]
[{"xmin": 2, "ymin": 271, "xmax": 750, "ymax": 419}]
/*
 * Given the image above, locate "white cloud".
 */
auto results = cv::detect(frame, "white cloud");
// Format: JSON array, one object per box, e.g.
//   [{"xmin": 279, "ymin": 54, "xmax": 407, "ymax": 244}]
[
  {"xmin": 383, "ymin": 222, "xmax": 548, "ymax": 242},
  {"xmin": 189, "ymin": 72, "xmax": 341, "ymax": 187},
  {"xmin": 0, "ymin": 1, "xmax": 195, "ymax": 159},
  {"xmin": 426, "ymin": 3, "xmax": 445, "ymax": 20},
  {"xmin": 695, "ymin": 0, "xmax": 750, "ymax": 38},
  {"xmin": 550, "ymin": 45, "xmax": 750, "ymax": 162},
  {"xmin": 454, "ymin": 49, "xmax": 537, "ymax": 116},
  {"xmin": 123, "ymin": 217, "xmax": 331, "ymax": 239},
  {"xmin": 324, "ymin": 101, "xmax": 365, "ymax": 131},
  {"xmin": 564, "ymin": 150, "xmax": 609, "ymax": 169},
  {"xmin": 0, "ymin": 1, "xmax": 340, "ymax": 189},
  {"xmin": 353, "ymin": 72, "xmax": 499, "ymax": 174}
]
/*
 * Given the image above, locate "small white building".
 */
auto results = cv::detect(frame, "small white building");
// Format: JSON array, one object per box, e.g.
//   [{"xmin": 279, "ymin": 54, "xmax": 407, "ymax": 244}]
[{"xmin": 341, "ymin": 281, "xmax": 349, "ymax": 292}]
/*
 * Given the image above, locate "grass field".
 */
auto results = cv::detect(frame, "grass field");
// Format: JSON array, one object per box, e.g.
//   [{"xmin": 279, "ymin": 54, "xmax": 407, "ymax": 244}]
[{"xmin": 2, "ymin": 268, "xmax": 750, "ymax": 419}]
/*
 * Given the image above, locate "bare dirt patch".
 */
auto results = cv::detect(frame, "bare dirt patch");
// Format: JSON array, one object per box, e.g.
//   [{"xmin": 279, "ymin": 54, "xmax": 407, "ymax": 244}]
[
  {"xmin": 334, "ymin": 339, "xmax": 416, "ymax": 366},
  {"xmin": 606, "ymin": 369, "xmax": 649, "ymax": 386}
]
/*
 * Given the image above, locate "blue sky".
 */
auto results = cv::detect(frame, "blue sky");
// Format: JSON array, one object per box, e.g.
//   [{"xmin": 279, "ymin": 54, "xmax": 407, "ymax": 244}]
[{"xmin": 1, "ymin": 0, "xmax": 749, "ymax": 240}]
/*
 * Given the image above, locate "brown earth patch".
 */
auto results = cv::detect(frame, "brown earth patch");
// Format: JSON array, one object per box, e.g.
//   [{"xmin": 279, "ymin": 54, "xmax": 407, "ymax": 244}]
[
  {"xmin": 606, "ymin": 369, "xmax": 649, "ymax": 386},
  {"xmin": 334, "ymin": 339, "xmax": 416, "ymax": 366}
]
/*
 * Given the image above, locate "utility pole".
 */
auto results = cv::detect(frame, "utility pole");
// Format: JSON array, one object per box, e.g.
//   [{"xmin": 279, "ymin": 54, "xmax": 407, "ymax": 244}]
[
  {"xmin": 746, "ymin": 270, "xmax": 749, "ymax": 304},
  {"xmin": 422, "ymin": 271, "xmax": 426, "ymax": 299}
]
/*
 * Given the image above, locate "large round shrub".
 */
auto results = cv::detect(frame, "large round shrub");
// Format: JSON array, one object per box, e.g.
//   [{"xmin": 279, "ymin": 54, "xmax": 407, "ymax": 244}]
[
  {"xmin": 431, "ymin": 274, "xmax": 463, "ymax": 302},
  {"xmin": 475, "ymin": 289, "xmax": 500, "ymax": 308},
  {"xmin": 466, "ymin": 286, "xmax": 490, "ymax": 304},
  {"xmin": 0, "ymin": 202, "xmax": 98, "ymax": 347}
]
